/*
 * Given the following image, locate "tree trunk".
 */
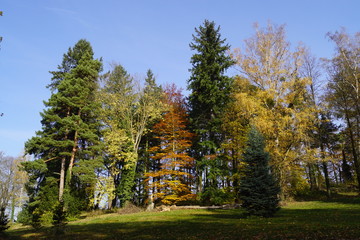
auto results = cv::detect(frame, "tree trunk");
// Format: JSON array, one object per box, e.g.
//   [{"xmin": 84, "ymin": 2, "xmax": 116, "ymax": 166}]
[
  {"xmin": 10, "ymin": 196, "xmax": 15, "ymax": 223},
  {"xmin": 60, "ymin": 108, "xmax": 71, "ymax": 201},
  {"xmin": 59, "ymin": 157, "xmax": 66, "ymax": 201},
  {"xmin": 68, "ymin": 111, "xmax": 80, "ymax": 178},
  {"xmin": 320, "ymin": 144, "xmax": 331, "ymax": 198},
  {"xmin": 331, "ymin": 162, "xmax": 339, "ymax": 185},
  {"xmin": 322, "ymin": 162, "xmax": 331, "ymax": 198},
  {"xmin": 345, "ymin": 114, "xmax": 360, "ymax": 192},
  {"xmin": 307, "ymin": 163, "xmax": 318, "ymax": 191},
  {"xmin": 341, "ymin": 149, "xmax": 352, "ymax": 183},
  {"xmin": 68, "ymin": 130, "xmax": 78, "ymax": 178},
  {"xmin": 196, "ymin": 161, "xmax": 203, "ymax": 194}
]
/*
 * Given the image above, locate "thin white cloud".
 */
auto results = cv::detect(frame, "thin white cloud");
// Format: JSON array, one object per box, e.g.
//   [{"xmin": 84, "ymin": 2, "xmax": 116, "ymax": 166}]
[
  {"xmin": 44, "ymin": 7, "xmax": 77, "ymax": 15},
  {"xmin": 44, "ymin": 6, "xmax": 94, "ymax": 30}
]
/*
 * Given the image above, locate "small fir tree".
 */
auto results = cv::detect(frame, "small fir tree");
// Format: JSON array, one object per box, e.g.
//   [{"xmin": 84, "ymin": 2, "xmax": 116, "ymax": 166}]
[
  {"xmin": 239, "ymin": 127, "xmax": 280, "ymax": 217},
  {"xmin": 52, "ymin": 201, "xmax": 67, "ymax": 235}
]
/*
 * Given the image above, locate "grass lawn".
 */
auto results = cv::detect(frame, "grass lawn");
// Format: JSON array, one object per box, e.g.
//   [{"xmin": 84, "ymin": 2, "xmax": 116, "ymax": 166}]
[{"xmin": 3, "ymin": 194, "xmax": 360, "ymax": 240}]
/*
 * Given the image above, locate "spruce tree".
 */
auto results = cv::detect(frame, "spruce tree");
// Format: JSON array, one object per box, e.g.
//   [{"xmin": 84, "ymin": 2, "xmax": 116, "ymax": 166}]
[
  {"xmin": 239, "ymin": 127, "xmax": 280, "ymax": 217},
  {"xmin": 187, "ymin": 20, "xmax": 235, "ymax": 203},
  {"xmin": 23, "ymin": 39, "xmax": 102, "ymax": 225}
]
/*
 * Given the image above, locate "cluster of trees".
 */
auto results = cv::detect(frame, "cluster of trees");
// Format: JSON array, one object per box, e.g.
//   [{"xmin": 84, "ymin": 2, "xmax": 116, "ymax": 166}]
[
  {"xmin": 0, "ymin": 152, "xmax": 27, "ymax": 230},
  {"xmin": 8, "ymin": 20, "xmax": 359, "ymax": 225}
]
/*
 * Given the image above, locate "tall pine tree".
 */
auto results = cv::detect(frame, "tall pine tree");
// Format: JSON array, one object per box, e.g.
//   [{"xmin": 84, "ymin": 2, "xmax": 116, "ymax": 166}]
[
  {"xmin": 239, "ymin": 127, "xmax": 280, "ymax": 217},
  {"xmin": 23, "ymin": 39, "xmax": 103, "ymax": 225},
  {"xmin": 187, "ymin": 20, "xmax": 235, "ymax": 203}
]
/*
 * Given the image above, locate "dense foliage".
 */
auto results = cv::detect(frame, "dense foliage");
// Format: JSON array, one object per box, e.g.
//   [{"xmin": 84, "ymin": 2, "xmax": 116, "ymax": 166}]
[
  {"xmin": 23, "ymin": 39, "xmax": 103, "ymax": 225},
  {"xmin": 145, "ymin": 84, "xmax": 196, "ymax": 205},
  {"xmin": 187, "ymin": 20, "xmax": 235, "ymax": 204}
]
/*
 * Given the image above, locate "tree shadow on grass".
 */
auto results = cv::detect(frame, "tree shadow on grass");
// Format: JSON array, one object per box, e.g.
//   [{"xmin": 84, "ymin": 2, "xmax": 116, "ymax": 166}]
[
  {"xmin": 294, "ymin": 191, "xmax": 360, "ymax": 204},
  {"xmin": 324, "ymin": 194, "xmax": 360, "ymax": 205},
  {"xmin": 194, "ymin": 209, "xmax": 248, "ymax": 219}
]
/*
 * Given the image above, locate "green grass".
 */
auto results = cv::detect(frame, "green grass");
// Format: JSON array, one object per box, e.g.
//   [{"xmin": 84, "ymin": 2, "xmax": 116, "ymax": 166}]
[{"xmin": 4, "ymin": 194, "xmax": 360, "ymax": 239}]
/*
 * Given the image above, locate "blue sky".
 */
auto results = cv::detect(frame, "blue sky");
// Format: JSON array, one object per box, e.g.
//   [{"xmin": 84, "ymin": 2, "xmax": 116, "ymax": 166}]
[{"xmin": 0, "ymin": 0, "xmax": 359, "ymax": 157}]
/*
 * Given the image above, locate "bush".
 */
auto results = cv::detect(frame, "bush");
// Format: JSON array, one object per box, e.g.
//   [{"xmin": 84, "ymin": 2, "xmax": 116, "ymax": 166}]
[
  {"xmin": 39, "ymin": 211, "xmax": 54, "ymax": 226},
  {"xmin": 63, "ymin": 192, "xmax": 84, "ymax": 219},
  {"xmin": 116, "ymin": 202, "xmax": 143, "ymax": 215},
  {"xmin": 200, "ymin": 187, "xmax": 234, "ymax": 206},
  {"xmin": 0, "ymin": 208, "xmax": 9, "ymax": 232},
  {"xmin": 52, "ymin": 202, "xmax": 67, "ymax": 236},
  {"xmin": 176, "ymin": 194, "xmax": 199, "ymax": 206},
  {"xmin": 53, "ymin": 202, "xmax": 66, "ymax": 225},
  {"xmin": 17, "ymin": 206, "xmax": 32, "ymax": 225}
]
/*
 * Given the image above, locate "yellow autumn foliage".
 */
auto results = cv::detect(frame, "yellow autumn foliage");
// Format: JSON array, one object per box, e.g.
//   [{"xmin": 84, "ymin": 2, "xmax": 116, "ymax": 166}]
[{"xmin": 231, "ymin": 22, "xmax": 317, "ymax": 197}]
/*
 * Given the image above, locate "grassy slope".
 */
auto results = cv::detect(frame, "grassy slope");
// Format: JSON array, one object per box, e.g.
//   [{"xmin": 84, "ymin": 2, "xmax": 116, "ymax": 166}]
[{"xmin": 4, "ymin": 195, "xmax": 360, "ymax": 240}]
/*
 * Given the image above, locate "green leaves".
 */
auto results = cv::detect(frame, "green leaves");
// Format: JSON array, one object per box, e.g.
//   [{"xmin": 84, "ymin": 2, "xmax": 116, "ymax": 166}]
[{"xmin": 98, "ymin": 64, "xmax": 163, "ymax": 206}]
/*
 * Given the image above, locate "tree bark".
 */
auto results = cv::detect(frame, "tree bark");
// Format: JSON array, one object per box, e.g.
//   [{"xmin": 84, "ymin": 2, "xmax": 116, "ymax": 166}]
[
  {"xmin": 322, "ymin": 162, "xmax": 331, "ymax": 198},
  {"xmin": 59, "ymin": 157, "xmax": 66, "ymax": 201},
  {"xmin": 308, "ymin": 163, "xmax": 318, "ymax": 191},
  {"xmin": 320, "ymin": 144, "xmax": 331, "ymax": 198},
  {"xmin": 68, "ymin": 130, "xmax": 78, "ymax": 178},
  {"xmin": 345, "ymin": 113, "xmax": 360, "ymax": 192}
]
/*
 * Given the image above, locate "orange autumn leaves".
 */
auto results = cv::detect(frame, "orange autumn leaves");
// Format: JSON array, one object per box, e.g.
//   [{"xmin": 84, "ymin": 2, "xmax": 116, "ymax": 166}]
[{"xmin": 145, "ymin": 85, "xmax": 196, "ymax": 205}]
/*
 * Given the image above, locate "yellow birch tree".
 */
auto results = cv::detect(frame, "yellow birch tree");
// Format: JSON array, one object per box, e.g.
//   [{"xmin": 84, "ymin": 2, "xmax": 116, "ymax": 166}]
[{"xmin": 233, "ymin": 22, "xmax": 316, "ymax": 197}]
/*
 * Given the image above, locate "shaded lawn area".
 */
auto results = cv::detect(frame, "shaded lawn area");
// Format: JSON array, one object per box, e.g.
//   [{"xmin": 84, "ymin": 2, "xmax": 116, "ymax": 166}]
[{"xmin": 4, "ymin": 196, "xmax": 360, "ymax": 240}]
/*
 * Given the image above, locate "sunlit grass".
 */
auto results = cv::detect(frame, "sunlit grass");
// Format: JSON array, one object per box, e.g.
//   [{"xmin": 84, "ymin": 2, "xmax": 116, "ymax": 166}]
[{"xmin": 4, "ymin": 194, "xmax": 360, "ymax": 239}]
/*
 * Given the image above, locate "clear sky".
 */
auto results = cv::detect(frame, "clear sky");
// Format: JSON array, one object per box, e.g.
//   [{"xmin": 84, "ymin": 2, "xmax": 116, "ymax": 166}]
[{"xmin": 0, "ymin": 0, "xmax": 359, "ymax": 157}]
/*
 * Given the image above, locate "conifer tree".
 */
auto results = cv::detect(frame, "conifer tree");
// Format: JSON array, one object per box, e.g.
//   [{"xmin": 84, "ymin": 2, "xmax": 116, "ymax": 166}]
[
  {"xmin": 187, "ymin": 20, "xmax": 235, "ymax": 202},
  {"xmin": 23, "ymin": 39, "xmax": 102, "ymax": 225},
  {"xmin": 239, "ymin": 127, "xmax": 280, "ymax": 217}
]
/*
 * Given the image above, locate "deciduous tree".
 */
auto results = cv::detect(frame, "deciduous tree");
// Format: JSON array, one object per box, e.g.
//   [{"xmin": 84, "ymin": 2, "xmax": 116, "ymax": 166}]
[
  {"xmin": 98, "ymin": 65, "xmax": 162, "ymax": 207},
  {"xmin": 146, "ymin": 84, "xmax": 195, "ymax": 205},
  {"xmin": 324, "ymin": 29, "xmax": 360, "ymax": 191},
  {"xmin": 234, "ymin": 23, "xmax": 315, "ymax": 197},
  {"xmin": 0, "ymin": 152, "xmax": 28, "ymax": 223}
]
